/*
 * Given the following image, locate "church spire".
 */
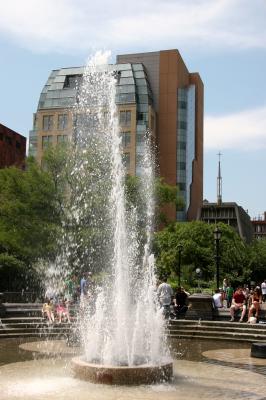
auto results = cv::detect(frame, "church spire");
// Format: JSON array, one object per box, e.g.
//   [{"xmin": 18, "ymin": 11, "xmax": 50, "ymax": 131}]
[{"xmin": 217, "ymin": 152, "xmax": 222, "ymax": 205}]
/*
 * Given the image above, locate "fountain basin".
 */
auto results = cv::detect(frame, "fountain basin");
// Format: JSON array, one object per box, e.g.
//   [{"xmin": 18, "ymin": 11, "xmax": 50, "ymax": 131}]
[
  {"xmin": 72, "ymin": 357, "xmax": 173, "ymax": 385},
  {"xmin": 251, "ymin": 342, "xmax": 266, "ymax": 358}
]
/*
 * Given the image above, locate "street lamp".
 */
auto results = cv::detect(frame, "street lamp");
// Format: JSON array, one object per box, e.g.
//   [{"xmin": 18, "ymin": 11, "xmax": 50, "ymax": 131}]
[
  {"xmin": 213, "ymin": 226, "xmax": 222, "ymax": 290},
  {"xmin": 195, "ymin": 267, "xmax": 202, "ymax": 292},
  {"xmin": 177, "ymin": 243, "xmax": 183, "ymax": 287}
]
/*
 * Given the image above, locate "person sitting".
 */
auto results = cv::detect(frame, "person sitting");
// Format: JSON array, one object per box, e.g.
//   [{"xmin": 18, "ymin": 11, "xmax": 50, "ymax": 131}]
[
  {"xmin": 213, "ymin": 289, "xmax": 223, "ymax": 308},
  {"xmin": 248, "ymin": 287, "xmax": 262, "ymax": 322},
  {"xmin": 230, "ymin": 287, "xmax": 247, "ymax": 322},
  {"xmin": 173, "ymin": 287, "xmax": 188, "ymax": 318},
  {"xmin": 56, "ymin": 298, "xmax": 71, "ymax": 323},
  {"xmin": 42, "ymin": 299, "xmax": 55, "ymax": 324}
]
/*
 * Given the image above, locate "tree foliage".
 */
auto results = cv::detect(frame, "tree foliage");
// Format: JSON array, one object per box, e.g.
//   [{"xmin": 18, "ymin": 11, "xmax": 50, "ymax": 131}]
[{"xmin": 153, "ymin": 221, "xmax": 264, "ymax": 289}]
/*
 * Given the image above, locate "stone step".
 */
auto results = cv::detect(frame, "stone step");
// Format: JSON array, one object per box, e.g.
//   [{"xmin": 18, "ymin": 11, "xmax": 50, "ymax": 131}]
[
  {"xmin": 168, "ymin": 333, "xmax": 265, "ymax": 343},
  {"xmin": 2, "ymin": 322, "xmax": 73, "ymax": 328},
  {"xmin": 0, "ymin": 332, "xmax": 68, "ymax": 339},
  {"xmin": 168, "ymin": 319, "xmax": 266, "ymax": 329},
  {"xmin": 167, "ymin": 328, "xmax": 266, "ymax": 341},
  {"xmin": 167, "ymin": 323, "xmax": 266, "ymax": 335},
  {"xmin": 0, "ymin": 327, "xmax": 72, "ymax": 334}
]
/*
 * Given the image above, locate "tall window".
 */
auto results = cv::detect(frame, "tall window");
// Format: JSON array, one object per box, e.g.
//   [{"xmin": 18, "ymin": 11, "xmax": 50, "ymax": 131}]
[
  {"xmin": 57, "ymin": 135, "xmax": 68, "ymax": 143},
  {"xmin": 58, "ymin": 114, "xmax": 68, "ymax": 130},
  {"xmin": 43, "ymin": 115, "xmax": 54, "ymax": 131},
  {"xmin": 122, "ymin": 153, "xmax": 130, "ymax": 169},
  {"xmin": 42, "ymin": 135, "xmax": 53, "ymax": 149},
  {"xmin": 121, "ymin": 132, "xmax": 131, "ymax": 147},
  {"xmin": 119, "ymin": 110, "xmax": 131, "ymax": 126}
]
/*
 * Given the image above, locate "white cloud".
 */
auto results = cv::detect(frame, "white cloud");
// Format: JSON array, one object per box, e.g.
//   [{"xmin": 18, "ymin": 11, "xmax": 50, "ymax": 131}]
[
  {"xmin": 205, "ymin": 106, "xmax": 266, "ymax": 150},
  {"xmin": 0, "ymin": 0, "xmax": 266, "ymax": 53}
]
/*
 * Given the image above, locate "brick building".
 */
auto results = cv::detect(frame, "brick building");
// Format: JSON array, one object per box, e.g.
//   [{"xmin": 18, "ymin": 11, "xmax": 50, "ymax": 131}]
[{"xmin": 0, "ymin": 123, "xmax": 26, "ymax": 169}]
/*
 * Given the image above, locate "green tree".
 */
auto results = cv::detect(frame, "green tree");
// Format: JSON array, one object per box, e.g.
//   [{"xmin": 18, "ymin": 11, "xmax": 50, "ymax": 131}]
[
  {"xmin": 0, "ymin": 159, "xmax": 60, "ymax": 290},
  {"xmin": 154, "ymin": 221, "xmax": 250, "ymax": 289}
]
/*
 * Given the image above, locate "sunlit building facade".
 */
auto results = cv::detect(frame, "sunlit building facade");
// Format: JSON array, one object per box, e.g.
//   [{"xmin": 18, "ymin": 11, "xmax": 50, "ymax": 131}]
[{"xmin": 29, "ymin": 50, "xmax": 203, "ymax": 221}]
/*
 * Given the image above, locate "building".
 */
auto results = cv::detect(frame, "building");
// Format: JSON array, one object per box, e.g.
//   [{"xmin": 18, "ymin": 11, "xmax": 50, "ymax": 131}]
[
  {"xmin": 252, "ymin": 213, "xmax": 266, "ymax": 240},
  {"xmin": 197, "ymin": 155, "xmax": 253, "ymax": 243},
  {"xmin": 198, "ymin": 200, "xmax": 253, "ymax": 243},
  {"xmin": 29, "ymin": 49, "xmax": 203, "ymax": 221},
  {"xmin": 0, "ymin": 123, "xmax": 26, "ymax": 169}
]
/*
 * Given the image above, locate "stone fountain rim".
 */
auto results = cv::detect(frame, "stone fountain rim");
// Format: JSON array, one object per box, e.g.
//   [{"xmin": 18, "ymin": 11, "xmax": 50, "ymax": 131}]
[
  {"xmin": 72, "ymin": 356, "xmax": 173, "ymax": 385},
  {"xmin": 72, "ymin": 356, "xmax": 172, "ymax": 369}
]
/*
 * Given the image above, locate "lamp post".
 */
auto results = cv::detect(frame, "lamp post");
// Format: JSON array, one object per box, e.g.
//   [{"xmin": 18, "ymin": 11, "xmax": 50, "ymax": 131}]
[
  {"xmin": 213, "ymin": 226, "xmax": 222, "ymax": 290},
  {"xmin": 195, "ymin": 267, "xmax": 202, "ymax": 292},
  {"xmin": 177, "ymin": 243, "xmax": 183, "ymax": 287}
]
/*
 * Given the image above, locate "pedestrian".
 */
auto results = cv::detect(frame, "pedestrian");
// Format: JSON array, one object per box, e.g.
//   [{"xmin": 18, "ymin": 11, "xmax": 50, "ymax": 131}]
[
  {"xmin": 157, "ymin": 277, "xmax": 173, "ymax": 318},
  {"xmin": 226, "ymin": 283, "xmax": 234, "ymax": 308},
  {"xmin": 261, "ymin": 280, "xmax": 266, "ymax": 302}
]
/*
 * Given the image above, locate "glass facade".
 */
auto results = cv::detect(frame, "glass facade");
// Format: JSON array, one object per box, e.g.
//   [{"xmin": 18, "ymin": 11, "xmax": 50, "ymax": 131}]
[
  {"xmin": 31, "ymin": 62, "xmax": 155, "ymax": 178},
  {"xmin": 176, "ymin": 85, "xmax": 196, "ymax": 221}
]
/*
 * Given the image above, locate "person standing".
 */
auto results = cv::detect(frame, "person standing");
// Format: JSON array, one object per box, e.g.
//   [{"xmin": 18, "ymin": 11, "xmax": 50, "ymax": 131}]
[
  {"xmin": 157, "ymin": 277, "xmax": 173, "ymax": 317},
  {"xmin": 226, "ymin": 283, "xmax": 234, "ymax": 308},
  {"xmin": 261, "ymin": 280, "xmax": 266, "ymax": 302}
]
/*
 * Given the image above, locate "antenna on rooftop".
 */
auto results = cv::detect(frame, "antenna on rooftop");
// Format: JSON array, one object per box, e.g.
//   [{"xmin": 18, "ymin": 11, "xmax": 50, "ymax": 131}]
[{"xmin": 217, "ymin": 151, "xmax": 222, "ymax": 205}]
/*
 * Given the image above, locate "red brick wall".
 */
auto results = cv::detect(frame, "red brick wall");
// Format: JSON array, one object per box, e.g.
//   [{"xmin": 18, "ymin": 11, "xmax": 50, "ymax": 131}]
[{"xmin": 0, "ymin": 123, "xmax": 26, "ymax": 169}]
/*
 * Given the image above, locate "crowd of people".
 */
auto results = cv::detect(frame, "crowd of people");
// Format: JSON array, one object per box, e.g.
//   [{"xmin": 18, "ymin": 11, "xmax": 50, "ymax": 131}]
[
  {"xmin": 213, "ymin": 278, "xmax": 266, "ymax": 323},
  {"xmin": 42, "ymin": 272, "xmax": 266, "ymax": 324},
  {"xmin": 157, "ymin": 276, "xmax": 266, "ymax": 323},
  {"xmin": 42, "ymin": 272, "xmax": 93, "ymax": 324}
]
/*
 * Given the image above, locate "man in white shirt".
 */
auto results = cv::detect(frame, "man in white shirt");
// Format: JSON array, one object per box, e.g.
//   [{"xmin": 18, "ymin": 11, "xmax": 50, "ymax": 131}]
[
  {"xmin": 157, "ymin": 278, "xmax": 173, "ymax": 306},
  {"xmin": 261, "ymin": 280, "xmax": 266, "ymax": 302},
  {"xmin": 213, "ymin": 289, "xmax": 223, "ymax": 308}
]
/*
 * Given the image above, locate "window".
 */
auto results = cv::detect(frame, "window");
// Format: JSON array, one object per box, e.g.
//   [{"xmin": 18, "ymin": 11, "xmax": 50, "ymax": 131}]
[
  {"xmin": 151, "ymin": 115, "xmax": 155, "ymax": 130},
  {"xmin": 178, "ymin": 100, "xmax": 187, "ymax": 109},
  {"xmin": 119, "ymin": 110, "xmax": 131, "ymax": 126},
  {"xmin": 177, "ymin": 182, "xmax": 186, "ymax": 191},
  {"xmin": 178, "ymin": 141, "xmax": 186, "ymax": 150},
  {"xmin": 0, "ymin": 133, "xmax": 3, "ymax": 141},
  {"xmin": 178, "ymin": 120, "xmax": 187, "ymax": 130},
  {"xmin": 137, "ymin": 112, "xmax": 148, "ymax": 123},
  {"xmin": 42, "ymin": 135, "xmax": 53, "ymax": 149},
  {"xmin": 136, "ymin": 134, "xmax": 144, "ymax": 144},
  {"xmin": 122, "ymin": 153, "xmax": 130, "ymax": 169},
  {"xmin": 16, "ymin": 141, "xmax": 21, "ymax": 149},
  {"xmin": 121, "ymin": 132, "xmax": 131, "ymax": 147},
  {"xmin": 178, "ymin": 161, "xmax": 186, "ymax": 170},
  {"xmin": 58, "ymin": 114, "xmax": 68, "ymax": 130},
  {"xmin": 5, "ymin": 136, "xmax": 12, "ymax": 145},
  {"xmin": 63, "ymin": 74, "xmax": 82, "ymax": 89},
  {"xmin": 43, "ymin": 115, "xmax": 54, "ymax": 131},
  {"xmin": 57, "ymin": 135, "xmax": 68, "ymax": 143}
]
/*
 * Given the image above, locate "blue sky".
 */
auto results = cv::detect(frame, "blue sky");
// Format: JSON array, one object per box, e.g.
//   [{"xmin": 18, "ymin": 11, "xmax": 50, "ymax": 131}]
[{"xmin": 0, "ymin": 0, "xmax": 266, "ymax": 219}]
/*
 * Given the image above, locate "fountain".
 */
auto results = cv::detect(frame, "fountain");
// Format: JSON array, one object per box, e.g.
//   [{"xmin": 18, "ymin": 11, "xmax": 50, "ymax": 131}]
[
  {"xmin": 61, "ymin": 52, "xmax": 172, "ymax": 384},
  {"xmin": 2, "ymin": 53, "xmax": 266, "ymax": 399}
]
